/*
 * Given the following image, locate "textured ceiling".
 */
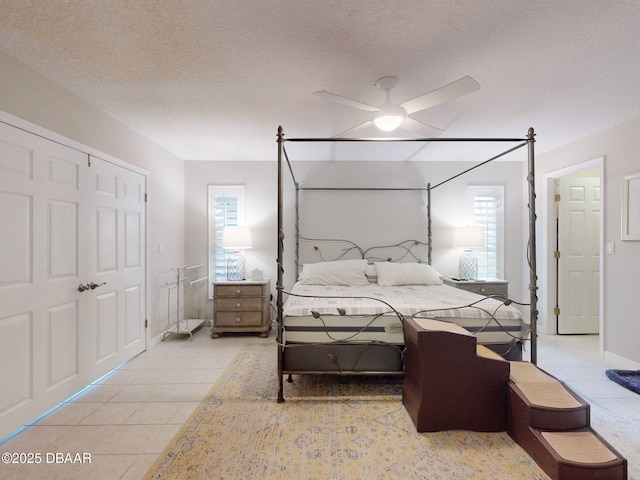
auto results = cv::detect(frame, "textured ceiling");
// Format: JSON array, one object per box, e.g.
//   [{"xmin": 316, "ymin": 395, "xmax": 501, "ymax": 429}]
[{"xmin": 1, "ymin": 0, "xmax": 639, "ymax": 161}]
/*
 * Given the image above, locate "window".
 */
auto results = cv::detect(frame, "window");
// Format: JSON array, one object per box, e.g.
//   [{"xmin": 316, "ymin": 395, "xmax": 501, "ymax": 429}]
[
  {"xmin": 208, "ymin": 186, "xmax": 245, "ymax": 292},
  {"xmin": 468, "ymin": 186, "xmax": 504, "ymax": 279}
]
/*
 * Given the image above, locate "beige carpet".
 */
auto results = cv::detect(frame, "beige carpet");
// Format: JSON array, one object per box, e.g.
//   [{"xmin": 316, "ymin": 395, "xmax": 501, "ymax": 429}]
[{"xmin": 144, "ymin": 343, "xmax": 550, "ymax": 480}]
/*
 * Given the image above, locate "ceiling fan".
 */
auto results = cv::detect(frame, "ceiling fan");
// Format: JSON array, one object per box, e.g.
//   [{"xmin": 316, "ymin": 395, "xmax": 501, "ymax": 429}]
[{"xmin": 313, "ymin": 75, "xmax": 480, "ymax": 137}]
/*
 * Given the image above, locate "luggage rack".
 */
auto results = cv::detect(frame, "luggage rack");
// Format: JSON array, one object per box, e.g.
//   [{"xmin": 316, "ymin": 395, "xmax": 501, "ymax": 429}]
[{"xmin": 162, "ymin": 264, "xmax": 208, "ymax": 340}]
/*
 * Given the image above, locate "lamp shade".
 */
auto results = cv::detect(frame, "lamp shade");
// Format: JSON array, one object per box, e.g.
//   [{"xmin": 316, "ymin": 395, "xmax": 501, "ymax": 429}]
[
  {"xmin": 221, "ymin": 226, "xmax": 252, "ymax": 249},
  {"xmin": 453, "ymin": 226, "xmax": 484, "ymax": 249}
]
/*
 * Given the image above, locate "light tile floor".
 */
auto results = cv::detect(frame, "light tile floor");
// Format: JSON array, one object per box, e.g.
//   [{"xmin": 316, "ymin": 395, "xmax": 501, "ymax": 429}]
[
  {"xmin": 0, "ymin": 327, "xmax": 273, "ymax": 480},
  {"xmin": 1, "ymin": 329, "xmax": 638, "ymax": 479}
]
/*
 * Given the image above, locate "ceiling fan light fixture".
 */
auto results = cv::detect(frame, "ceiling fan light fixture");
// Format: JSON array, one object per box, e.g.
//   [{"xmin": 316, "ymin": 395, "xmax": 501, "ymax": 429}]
[
  {"xmin": 371, "ymin": 110, "xmax": 406, "ymax": 132},
  {"xmin": 316, "ymin": 75, "xmax": 479, "ymax": 136}
]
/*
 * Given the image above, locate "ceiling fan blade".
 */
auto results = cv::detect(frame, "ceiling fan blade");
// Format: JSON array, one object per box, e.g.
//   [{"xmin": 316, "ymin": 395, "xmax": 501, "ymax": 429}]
[
  {"xmin": 314, "ymin": 90, "xmax": 380, "ymax": 112},
  {"xmin": 332, "ymin": 120, "xmax": 372, "ymax": 138},
  {"xmin": 400, "ymin": 76, "xmax": 480, "ymax": 115},
  {"xmin": 401, "ymin": 117, "xmax": 444, "ymax": 137}
]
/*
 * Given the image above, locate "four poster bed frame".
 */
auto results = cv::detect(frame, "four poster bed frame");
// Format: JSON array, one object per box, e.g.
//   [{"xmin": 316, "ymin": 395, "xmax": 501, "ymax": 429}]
[{"xmin": 276, "ymin": 126, "xmax": 539, "ymax": 403}]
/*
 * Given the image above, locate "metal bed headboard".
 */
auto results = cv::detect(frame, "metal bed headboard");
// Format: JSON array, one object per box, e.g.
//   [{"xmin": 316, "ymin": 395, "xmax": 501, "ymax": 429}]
[
  {"xmin": 276, "ymin": 127, "xmax": 538, "ymax": 400},
  {"xmin": 296, "ymin": 237, "xmax": 432, "ymax": 270}
]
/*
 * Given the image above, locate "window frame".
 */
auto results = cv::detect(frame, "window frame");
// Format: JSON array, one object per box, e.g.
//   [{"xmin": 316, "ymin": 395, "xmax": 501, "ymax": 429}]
[
  {"xmin": 467, "ymin": 185, "xmax": 504, "ymax": 280},
  {"xmin": 208, "ymin": 185, "xmax": 246, "ymax": 296}
]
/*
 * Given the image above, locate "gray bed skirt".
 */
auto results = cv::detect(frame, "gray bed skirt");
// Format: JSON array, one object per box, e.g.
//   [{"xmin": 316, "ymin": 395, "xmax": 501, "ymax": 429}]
[{"xmin": 281, "ymin": 340, "xmax": 523, "ymax": 377}]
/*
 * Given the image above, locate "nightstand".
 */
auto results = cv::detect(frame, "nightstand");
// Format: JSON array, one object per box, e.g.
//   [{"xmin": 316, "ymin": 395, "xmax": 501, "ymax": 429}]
[
  {"xmin": 443, "ymin": 278, "xmax": 508, "ymax": 297},
  {"xmin": 211, "ymin": 279, "xmax": 271, "ymax": 338}
]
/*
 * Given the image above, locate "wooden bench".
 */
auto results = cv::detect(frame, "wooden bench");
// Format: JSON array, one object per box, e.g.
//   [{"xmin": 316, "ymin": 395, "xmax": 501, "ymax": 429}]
[{"xmin": 507, "ymin": 361, "xmax": 627, "ymax": 480}]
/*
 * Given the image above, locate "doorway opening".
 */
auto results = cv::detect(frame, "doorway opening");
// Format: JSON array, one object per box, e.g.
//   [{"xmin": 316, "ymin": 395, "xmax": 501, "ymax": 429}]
[
  {"xmin": 541, "ymin": 158, "xmax": 604, "ymax": 349},
  {"xmin": 555, "ymin": 167, "xmax": 601, "ymax": 334}
]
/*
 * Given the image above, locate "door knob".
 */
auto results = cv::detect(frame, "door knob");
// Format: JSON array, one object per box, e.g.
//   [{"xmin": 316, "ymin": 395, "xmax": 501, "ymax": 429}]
[
  {"xmin": 78, "ymin": 283, "xmax": 90, "ymax": 292},
  {"xmin": 88, "ymin": 282, "xmax": 107, "ymax": 290}
]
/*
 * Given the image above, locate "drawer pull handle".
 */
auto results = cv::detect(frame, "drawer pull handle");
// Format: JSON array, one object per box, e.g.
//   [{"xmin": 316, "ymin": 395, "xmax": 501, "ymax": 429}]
[
  {"xmin": 480, "ymin": 287, "xmax": 486, "ymax": 293},
  {"xmin": 236, "ymin": 317, "xmax": 241, "ymax": 323},
  {"xmin": 236, "ymin": 302, "xmax": 241, "ymax": 308},
  {"xmin": 235, "ymin": 289, "xmax": 241, "ymax": 294}
]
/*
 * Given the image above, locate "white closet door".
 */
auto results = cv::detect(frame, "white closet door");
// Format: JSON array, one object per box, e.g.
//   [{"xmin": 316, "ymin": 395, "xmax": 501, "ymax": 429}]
[
  {"xmin": 0, "ymin": 123, "xmax": 88, "ymax": 437},
  {"xmin": 84, "ymin": 156, "xmax": 146, "ymax": 378},
  {"xmin": 0, "ymin": 122, "xmax": 146, "ymax": 439}
]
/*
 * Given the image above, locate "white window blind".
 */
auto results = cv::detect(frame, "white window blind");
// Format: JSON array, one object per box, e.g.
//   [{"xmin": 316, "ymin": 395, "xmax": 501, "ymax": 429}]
[
  {"xmin": 468, "ymin": 186, "xmax": 504, "ymax": 279},
  {"xmin": 208, "ymin": 186, "xmax": 245, "ymax": 293}
]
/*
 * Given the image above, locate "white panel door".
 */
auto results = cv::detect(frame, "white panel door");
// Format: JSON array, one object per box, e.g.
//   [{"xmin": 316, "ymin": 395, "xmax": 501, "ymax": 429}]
[
  {"xmin": 0, "ymin": 122, "xmax": 88, "ymax": 438},
  {"xmin": 0, "ymin": 123, "xmax": 146, "ymax": 440},
  {"xmin": 84, "ymin": 156, "xmax": 146, "ymax": 378},
  {"xmin": 557, "ymin": 176, "xmax": 600, "ymax": 334}
]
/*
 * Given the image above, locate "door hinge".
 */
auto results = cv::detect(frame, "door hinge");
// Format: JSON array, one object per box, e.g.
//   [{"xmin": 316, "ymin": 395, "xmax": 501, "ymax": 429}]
[
  {"xmin": 555, "ymin": 193, "xmax": 561, "ymax": 202},
  {"xmin": 554, "ymin": 251, "xmax": 560, "ymax": 259},
  {"xmin": 554, "ymin": 307, "xmax": 561, "ymax": 316},
  {"xmin": 144, "ymin": 193, "xmax": 148, "ymax": 202},
  {"xmin": 145, "ymin": 318, "xmax": 148, "ymax": 328}
]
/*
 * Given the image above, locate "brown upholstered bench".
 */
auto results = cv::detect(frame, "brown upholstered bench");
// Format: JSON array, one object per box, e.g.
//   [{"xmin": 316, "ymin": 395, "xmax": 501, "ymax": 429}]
[{"xmin": 507, "ymin": 361, "xmax": 627, "ymax": 480}]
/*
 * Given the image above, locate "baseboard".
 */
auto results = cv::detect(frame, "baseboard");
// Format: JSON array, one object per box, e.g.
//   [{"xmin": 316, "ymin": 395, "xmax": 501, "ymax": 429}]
[{"xmin": 604, "ymin": 350, "xmax": 640, "ymax": 370}]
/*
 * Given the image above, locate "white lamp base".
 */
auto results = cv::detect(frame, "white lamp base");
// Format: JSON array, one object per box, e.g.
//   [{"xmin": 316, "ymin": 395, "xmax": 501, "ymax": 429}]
[
  {"xmin": 226, "ymin": 253, "xmax": 245, "ymax": 281},
  {"xmin": 459, "ymin": 250, "xmax": 478, "ymax": 280}
]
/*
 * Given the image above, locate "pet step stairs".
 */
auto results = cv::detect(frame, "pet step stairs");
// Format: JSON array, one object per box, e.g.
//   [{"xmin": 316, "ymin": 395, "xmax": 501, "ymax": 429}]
[
  {"xmin": 508, "ymin": 361, "xmax": 589, "ymax": 431},
  {"xmin": 507, "ymin": 361, "xmax": 627, "ymax": 480},
  {"xmin": 402, "ymin": 317, "xmax": 510, "ymax": 432}
]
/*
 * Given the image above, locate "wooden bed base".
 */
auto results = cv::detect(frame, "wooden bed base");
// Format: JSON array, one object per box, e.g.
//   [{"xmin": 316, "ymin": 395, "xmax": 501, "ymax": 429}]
[
  {"xmin": 280, "ymin": 339, "xmax": 522, "ymax": 380},
  {"xmin": 281, "ymin": 343, "xmax": 405, "ymax": 376}
]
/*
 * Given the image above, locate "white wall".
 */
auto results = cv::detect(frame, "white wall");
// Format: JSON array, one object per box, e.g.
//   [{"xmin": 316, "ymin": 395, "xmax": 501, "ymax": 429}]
[
  {"xmin": 184, "ymin": 161, "xmax": 278, "ymax": 314},
  {"xmin": 184, "ymin": 158, "xmax": 526, "ymax": 316},
  {"xmin": 0, "ymin": 52, "xmax": 185, "ymax": 341},
  {"xmin": 536, "ymin": 115, "xmax": 640, "ymax": 365},
  {"xmin": 288, "ymin": 160, "xmax": 526, "ymax": 296}
]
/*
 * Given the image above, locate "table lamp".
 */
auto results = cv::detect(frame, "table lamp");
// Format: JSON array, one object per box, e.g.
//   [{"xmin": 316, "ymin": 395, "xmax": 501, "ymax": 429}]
[
  {"xmin": 453, "ymin": 226, "xmax": 484, "ymax": 280},
  {"xmin": 221, "ymin": 226, "xmax": 252, "ymax": 281}
]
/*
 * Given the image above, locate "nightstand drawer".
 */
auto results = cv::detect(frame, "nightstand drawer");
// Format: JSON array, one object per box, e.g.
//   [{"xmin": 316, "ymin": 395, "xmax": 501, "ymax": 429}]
[
  {"xmin": 444, "ymin": 278, "xmax": 508, "ymax": 297},
  {"xmin": 215, "ymin": 284, "xmax": 264, "ymax": 297},
  {"xmin": 463, "ymin": 283, "xmax": 507, "ymax": 296},
  {"xmin": 215, "ymin": 311, "xmax": 263, "ymax": 327},
  {"xmin": 215, "ymin": 297, "xmax": 263, "ymax": 311}
]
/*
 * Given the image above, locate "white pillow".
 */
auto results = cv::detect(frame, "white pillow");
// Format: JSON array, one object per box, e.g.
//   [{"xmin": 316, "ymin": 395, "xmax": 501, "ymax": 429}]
[
  {"xmin": 374, "ymin": 262, "xmax": 442, "ymax": 286},
  {"xmin": 298, "ymin": 259, "xmax": 369, "ymax": 286},
  {"xmin": 365, "ymin": 263, "xmax": 377, "ymax": 283}
]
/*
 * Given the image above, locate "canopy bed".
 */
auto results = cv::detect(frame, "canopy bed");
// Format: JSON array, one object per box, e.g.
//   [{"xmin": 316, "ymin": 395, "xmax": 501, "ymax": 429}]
[{"xmin": 276, "ymin": 127, "xmax": 538, "ymax": 403}]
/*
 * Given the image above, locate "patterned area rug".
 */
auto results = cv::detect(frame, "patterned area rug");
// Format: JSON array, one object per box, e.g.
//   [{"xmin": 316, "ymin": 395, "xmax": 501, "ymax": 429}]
[{"xmin": 144, "ymin": 343, "xmax": 550, "ymax": 480}]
